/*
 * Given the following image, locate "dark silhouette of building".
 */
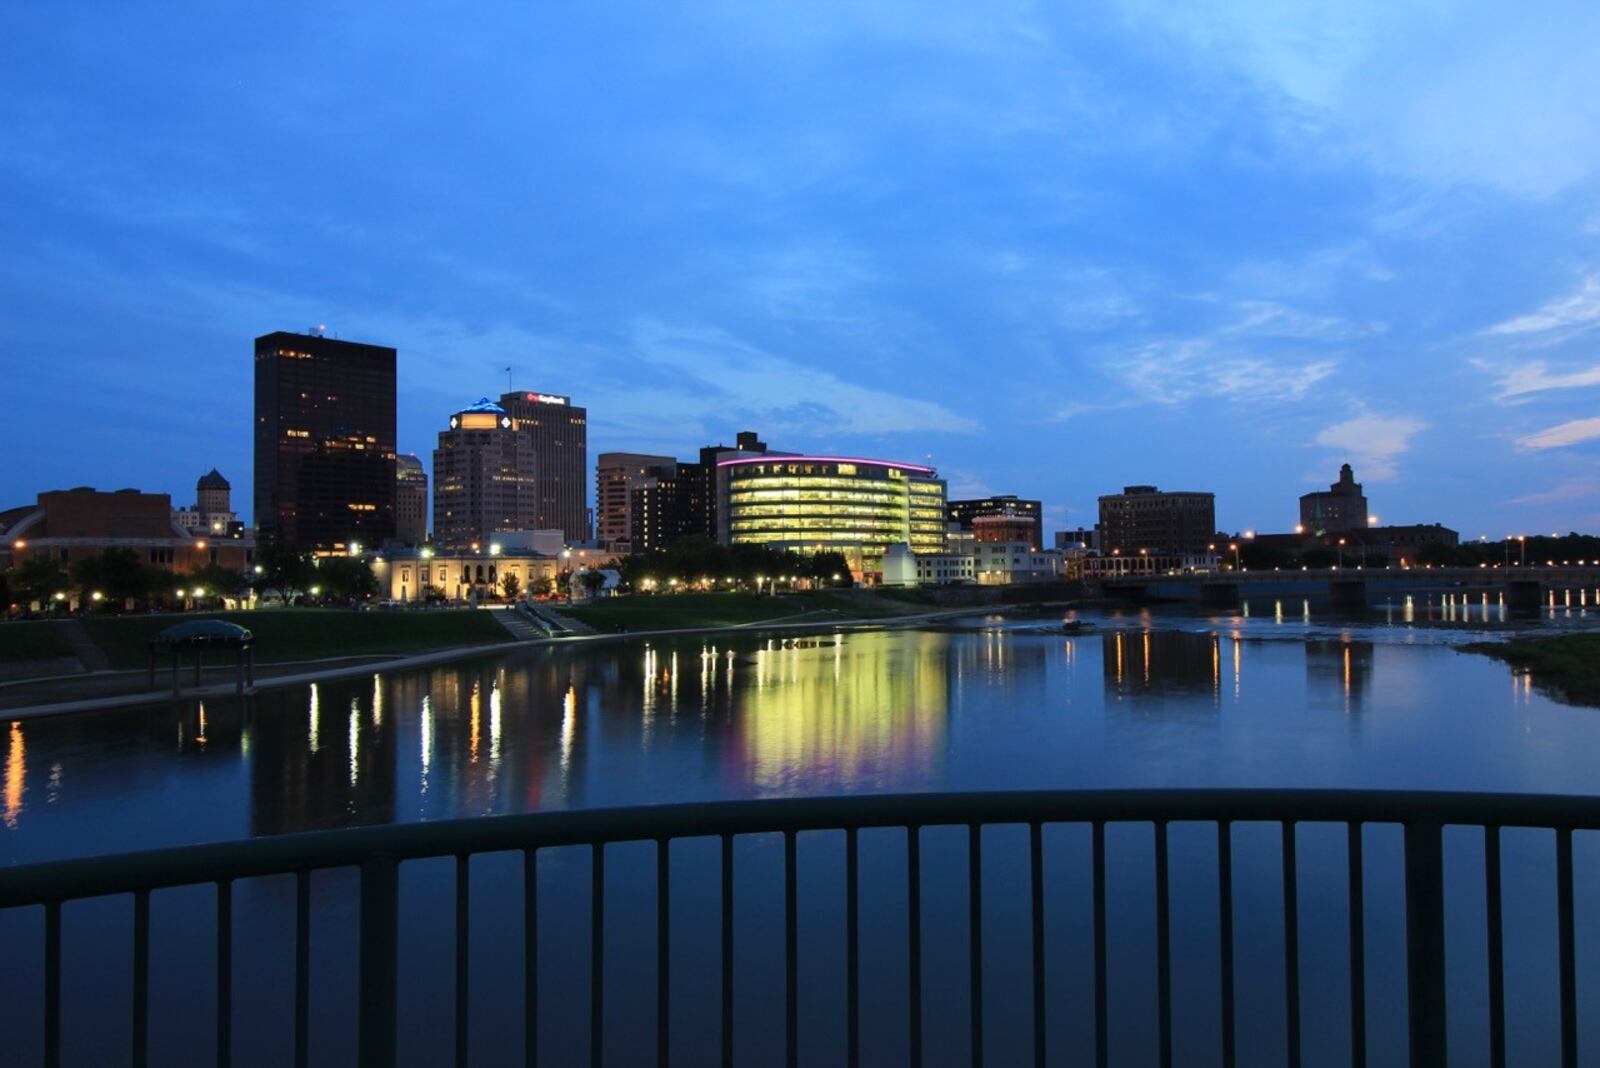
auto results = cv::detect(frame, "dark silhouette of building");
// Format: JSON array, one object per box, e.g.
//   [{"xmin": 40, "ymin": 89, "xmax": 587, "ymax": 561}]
[
  {"xmin": 1098, "ymin": 485, "xmax": 1216, "ymax": 556},
  {"xmin": 498, "ymin": 390, "xmax": 588, "ymax": 542},
  {"xmin": 948, "ymin": 495, "xmax": 1043, "ymax": 550},
  {"xmin": 394, "ymin": 454, "xmax": 429, "ymax": 547},
  {"xmin": 254, "ymin": 331, "xmax": 396, "ymax": 552},
  {"xmin": 596, "ymin": 452, "xmax": 675, "ymax": 548},
  {"xmin": 1300, "ymin": 463, "xmax": 1369, "ymax": 535}
]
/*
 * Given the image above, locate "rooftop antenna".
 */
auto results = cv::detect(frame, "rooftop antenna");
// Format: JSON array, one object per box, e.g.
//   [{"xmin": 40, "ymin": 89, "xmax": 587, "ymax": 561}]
[
  {"xmin": 310, "ymin": 323, "xmax": 327, "ymax": 337},
  {"xmin": 506, "ymin": 366, "xmax": 513, "ymax": 393}
]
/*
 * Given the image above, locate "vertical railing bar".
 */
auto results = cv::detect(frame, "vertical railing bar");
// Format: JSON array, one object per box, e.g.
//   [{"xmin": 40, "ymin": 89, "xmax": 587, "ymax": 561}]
[
  {"xmin": 1093, "ymin": 820, "xmax": 1108, "ymax": 1068},
  {"xmin": 295, "ymin": 870, "xmax": 310, "ymax": 1068},
  {"xmin": 456, "ymin": 854, "xmax": 470, "ymax": 1068},
  {"xmin": 1219, "ymin": 821, "xmax": 1235, "ymax": 1068},
  {"xmin": 524, "ymin": 849, "xmax": 539, "ymax": 1068},
  {"xmin": 786, "ymin": 830, "xmax": 799, "ymax": 1068},
  {"xmin": 132, "ymin": 888, "xmax": 149, "ymax": 1068},
  {"xmin": 969, "ymin": 822, "xmax": 984, "ymax": 1068},
  {"xmin": 44, "ymin": 900, "xmax": 61, "ymax": 1068},
  {"xmin": 1030, "ymin": 821, "xmax": 1046, "ymax": 1068},
  {"xmin": 657, "ymin": 838, "xmax": 669, "ymax": 1068},
  {"xmin": 1156, "ymin": 820, "xmax": 1172, "ymax": 1068},
  {"xmin": 1556, "ymin": 827, "xmax": 1576, "ymax": 1068},
  {"xmin": 721, "ymin": 833, "xmax": 734, "ymax": 1068},
  {"xmin": 1403, "ymin": 818, "xmax": 1447, "ymax": 1068},
  {"xmin": 846, "ymin": 827, "xmax": 860, "ymax": 1068},
  {"xmin": 1284, "ymin": 821, "xmax": 1301, "ymax": 1068},
  {"xmin": 1348, "ymin": 823, "xmax": 1366, "ymax": 1068},
  {"xmin": 1468, "ymin": 826, "xmax": 1500, "ymax": 1068},
  {"xmin": 909, "ymin": 824, "xmax": 923, "ymax": 1068},
  {"xmin": 358, "ymin": 855, "xmax": 400, "ymax": 1068},
  {"xmin": 591, "ymin": 842, "xmax": 605, "ymax": 1068},
  {"xmin": 217, "ymin": 879, "xmax": 233, "ymax": 1068}
]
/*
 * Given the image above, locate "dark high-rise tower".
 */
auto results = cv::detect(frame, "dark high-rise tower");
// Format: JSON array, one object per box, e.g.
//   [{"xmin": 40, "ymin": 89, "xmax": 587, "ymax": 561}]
[
  {"xmin": 498, "ymin": 390, "xmax": 588, "ymax": 541},
  {"xmin": 254, "ymin": 331, "xmax": 397, "ymax": 552}
]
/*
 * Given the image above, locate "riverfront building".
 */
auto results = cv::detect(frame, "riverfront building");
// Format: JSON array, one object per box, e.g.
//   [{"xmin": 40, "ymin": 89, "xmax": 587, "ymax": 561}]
[
  {"xmin": 723, "ymin": 455, "xmax": 946, "ymax": 579},
  {"xmin": 497, "ymin": 390, "xmax": 588, "ymax": 542},
  {"xmin": 596, "ymin": 452, "xmax": 675, "ymax": 549},
  {"xmin": 1098, "ymin": 485, "xmax": 1216, "ymax": 557},
  {"xmin": 394, "ymin": 455, "xmax": 429, "ymax": 547},
  {"xmin": 0, "ymin": 487, "xmax": 255, "ymax": 578},
  {"xmin": 432, "ymin": 399, "xmax": 538, "ymax": 549},
  {"xmin": 173, "ymin": 469, "xmax": 240, "ymax": 537},
  {"xmin": 253, "ymin": 331, "xmax": 397, "ymax": 553},
  {"xmin": 948, "ymin": 495, "xmax": 1043, "ymax": 550},
  {"xmin": 1300, "ymin": 464, "xmax": 1370, "ymax": 535}
]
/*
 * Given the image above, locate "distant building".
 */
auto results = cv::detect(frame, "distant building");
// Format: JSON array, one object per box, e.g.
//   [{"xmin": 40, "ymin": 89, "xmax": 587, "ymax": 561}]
[
  {"xmin": 254, "ymin": 330, "xmax": 397, "ymax": 552},
  {"xmin": 975, "ymin": 543, "xmax": 1064, "ymax": 585},
  {"xmin": 432, "ymin": 398, "xmax": 538, "ymax": 549},
  {"xmin": 1054, "ymin": 526, "xmax": 1100, "ymax": 552},
  {"xmin": 948, "ymin": 496, "xmax": 1043, "ymax": 550},
  {"xmin": 723, "ymin": 455, "xmax": 946, "ymax": 580},
  {"xmin": 395, "ymin": 455, "xmax": 429, "ymax": 547},
  {"xmin": 1, "ymin": 486, "xmax": 255, "ymax": 589},
  {"xmin": 881, "ymin": 543, "xmax": 975, "ymax": 586},
  {"xmin": 596, "ymin": 452, "xmax": 675, "ymax": 548},
  {"xmin": 972, "ymin": 513, "xmax": 1038, "ymax": 546},
  {"xmin": 174, "ymin": 469, "xmax": 240, "ymax": 537},
  {"xmin": 1098, "ymin": 485, "xmax": 1216, "ymax": 557},
  {"xmin": 498, "ymin": 390, "xmax": 588, "ymax": 542},
  {"xmin": 1300, "ymin": 464, "xmax": 1369, "ymax": 535}
]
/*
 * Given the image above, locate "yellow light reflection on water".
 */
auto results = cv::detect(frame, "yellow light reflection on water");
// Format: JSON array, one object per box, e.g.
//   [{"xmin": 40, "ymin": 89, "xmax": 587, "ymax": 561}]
[
  {"xmin": 348, "ymin": 698, "xmax": 361, "ymax": 785},
  {"xmin": 420, "ymin": 694, "xmax": 433, "ymax": 794},
  {"xmin": 308, "ymin": 683, "xmax": 321, "ymax": 754},
  {"xmin": 3, "ymin": 721, "xmax": 23, "ymax": 829},
  {"xmin": 469, "ymin": 680, "xmax": 481, "ymax": 764},
  {"xmin": 561, "ymin": 685, "xmax": 577, "ymax": 773}
]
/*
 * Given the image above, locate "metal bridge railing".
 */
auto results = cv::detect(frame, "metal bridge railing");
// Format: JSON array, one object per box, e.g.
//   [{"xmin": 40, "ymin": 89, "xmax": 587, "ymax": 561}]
[{"xmin": 2, "ymin": 789, "xmax": 1596, "ymax": 1067}]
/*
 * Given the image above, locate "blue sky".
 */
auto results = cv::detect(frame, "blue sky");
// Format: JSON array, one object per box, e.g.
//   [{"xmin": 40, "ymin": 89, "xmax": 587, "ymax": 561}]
[{"xmin": 4, "ymin": 3, "xmax": 1600, "ymax": 537}]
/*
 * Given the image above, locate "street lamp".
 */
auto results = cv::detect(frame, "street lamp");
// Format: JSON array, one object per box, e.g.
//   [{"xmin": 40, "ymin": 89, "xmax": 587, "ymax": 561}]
[{"xmin": 1337, "ymin": 538, "xmax": 1347, "ymax": 569}]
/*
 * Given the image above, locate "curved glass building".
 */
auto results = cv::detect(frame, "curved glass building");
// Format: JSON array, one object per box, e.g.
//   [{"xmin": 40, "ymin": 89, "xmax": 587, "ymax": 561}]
[{"xmin": 721, "ymin": 455, "xmax": 947, "ymax": 577}]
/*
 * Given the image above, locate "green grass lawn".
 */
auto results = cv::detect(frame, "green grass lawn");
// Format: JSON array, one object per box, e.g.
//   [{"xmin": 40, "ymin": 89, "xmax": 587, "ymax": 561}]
[
  {"xmin": 1464, "ymin": 634, "xmax": 1600, "ymax": 707},
  {"xmin": 80, "ymin": 609, "xmax": 511, "ymax": 668},
  {"xmin": 0, "ymin": 620, "xmax": 77, "ymax": 662},
  {"xmin": 562, "ymin": 588, "xmax": 936, "ymax": 632}
]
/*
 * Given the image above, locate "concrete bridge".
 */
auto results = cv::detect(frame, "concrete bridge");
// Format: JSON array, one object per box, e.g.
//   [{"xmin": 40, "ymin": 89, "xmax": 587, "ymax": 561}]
[{"xmin": 1099, "ymin": 565, "xmax": 1600, "ymax": 609}]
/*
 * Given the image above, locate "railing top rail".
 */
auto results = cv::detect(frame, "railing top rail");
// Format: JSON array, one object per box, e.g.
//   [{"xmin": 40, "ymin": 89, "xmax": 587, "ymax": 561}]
[{"xmin": 4, "ymin": 788, "xmax": 1598, "ymax": 908}]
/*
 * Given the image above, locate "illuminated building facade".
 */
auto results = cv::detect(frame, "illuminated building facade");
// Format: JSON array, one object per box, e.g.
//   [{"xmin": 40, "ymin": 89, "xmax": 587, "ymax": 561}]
[
  {"xmin": 596, "ymin": 452, "xmax": 674, "ymax": 548},
  {"xmin": 722, "ymin": 455, "xmax": 947, "ymax": 577},
  {"xmin": 173, "ymin": 469, "xmax": 240, "ymax": 537},
  {"xmin": 395, "ymin": 454, "xmax": 429, "ymax": 546},
  {"xmin": 497, "ymin": 391, "xmax": 588, "ymax": 542},
  {"xmin": 373, "ymin": 547, "xmax": 557, "ymax": 603},
  {"xmin": 254, "ymin": 331, "xmax": 397, "ymax": 552},
  {"xmin": 432, "ymin": 399, "xmax": 538, "ymax": 549}
]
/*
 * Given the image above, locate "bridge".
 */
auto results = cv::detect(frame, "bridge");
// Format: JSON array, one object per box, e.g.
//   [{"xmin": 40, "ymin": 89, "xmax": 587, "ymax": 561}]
[
  {"xmin": 1, "ymin": 790, "xmax": 1595, "ymax": 1066},
  {"xmin": 1100, "ymin": 565, "xmax": 1600, "ymax": 609}
]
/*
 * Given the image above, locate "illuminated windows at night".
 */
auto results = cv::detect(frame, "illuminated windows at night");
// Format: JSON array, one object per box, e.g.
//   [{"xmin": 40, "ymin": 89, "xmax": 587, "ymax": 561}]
[{"xmin": 723, "ymin": 456, "xmax": 947, "ymax": 574}]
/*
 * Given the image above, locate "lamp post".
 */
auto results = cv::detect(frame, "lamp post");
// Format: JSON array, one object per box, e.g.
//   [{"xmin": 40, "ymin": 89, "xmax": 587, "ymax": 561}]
[
  {"xmin": 1337, "ymin": 538, "xmax": 1346, "ymax": 569},
  {"xmin": 1229, "ymin": 542, "xmax": 1239, "ymax": 571}
]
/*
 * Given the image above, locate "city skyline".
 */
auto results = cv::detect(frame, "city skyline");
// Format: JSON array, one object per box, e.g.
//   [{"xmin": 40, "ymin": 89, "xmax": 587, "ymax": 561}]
[{"xmin": 5, "ymin": 5, "xmax": 1600, "ymax": 537}]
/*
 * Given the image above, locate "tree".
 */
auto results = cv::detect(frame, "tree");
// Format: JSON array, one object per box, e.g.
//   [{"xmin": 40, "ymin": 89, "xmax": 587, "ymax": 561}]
[
  {"xmin": 11, "ymin": 557, "xmax": 70, "ymax": 612},
  {"xmin": 70, "ymin": 548, "xmax": 162, "ymax": 610},
  {"xmin": 529, "ymin": 573, "xmax": 555, "ymax": 597},
  {"xmin": 808, "ymin": 551, "xmax": 852, "ymax": 586},
  {"xmin": 316, "ymin": 556, "xmax": 380, "ymax": 602},
  {"xmin": 254, "ymin": 542, "xmax": 314, "ymax": 605},
  {"xmin": 187, "ymin": 563, "xmax": 249, "ymax": 605},
  {"xmin": 500, "ymin": 572, "xmax": 522, "ymax": 602},
  {"xmin": 578, "ymin": 569, "xmax": 609, "ymax": 599}
]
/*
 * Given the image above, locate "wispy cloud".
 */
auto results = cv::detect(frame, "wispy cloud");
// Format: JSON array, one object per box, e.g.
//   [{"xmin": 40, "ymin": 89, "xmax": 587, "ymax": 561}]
[
  {"xmin": 1505, "ymin": 479, "xmax": 1600, "ymax": 506},
  {"xmin": 1516, "ymin": 417, "xmax": 1600, "ymax": 450},
  {"xmin": 1486, "ymin": 359, "xmax": 1600, "ymax": 400},
  {"xmin": 1314, "ymin": 412, "xmax": 1426, "ymax": 480},
  {"xmin": 1485, "ymin": 276, "xmax": 1600, "ymax": 337}
]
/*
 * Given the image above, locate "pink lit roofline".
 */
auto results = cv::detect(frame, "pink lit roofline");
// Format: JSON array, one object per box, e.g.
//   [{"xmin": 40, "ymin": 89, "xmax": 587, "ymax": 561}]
[{"xmin": 716, "ymin": 455, "xmax": 936, "ymax": 474}]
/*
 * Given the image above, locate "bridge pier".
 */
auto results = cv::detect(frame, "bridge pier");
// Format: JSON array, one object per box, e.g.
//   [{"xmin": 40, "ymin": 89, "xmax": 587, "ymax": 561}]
[
  {"xmin": 1329, "ymin": 579, "xmax": 1368, "ymax": 608},
  {"xmin": 1506, "ymin": 580, "xmax": 1544, "ymax": 611}
]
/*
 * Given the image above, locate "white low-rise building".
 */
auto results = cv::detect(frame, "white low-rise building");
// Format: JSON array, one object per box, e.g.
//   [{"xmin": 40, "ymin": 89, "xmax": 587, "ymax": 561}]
[{"xmin": 975, "ymin": 542, "xmax": 1064, "ymax": 585}]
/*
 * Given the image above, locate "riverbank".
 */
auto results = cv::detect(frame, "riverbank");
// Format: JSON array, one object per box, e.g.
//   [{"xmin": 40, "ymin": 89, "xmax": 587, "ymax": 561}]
[
  {"xmin": 0, "ymin": 603, "xmax": 991, "ymax": 720},
  {"xmin": 1463, "ymin": 634, "xmax": 1600, "ymax": 706}
]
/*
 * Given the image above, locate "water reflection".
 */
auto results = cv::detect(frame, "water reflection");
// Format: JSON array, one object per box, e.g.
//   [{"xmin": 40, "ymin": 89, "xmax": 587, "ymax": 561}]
[
  {"xmin": 7, "ymin": 621, "xmax": 1600, "ymax": 866},
  {"xmin": 1305, "ymin": 639, "xmax": 1374, "ymax": 712},
  {"xmin": 3, "ymin": 721, "xmax": 22, "ymax": 829},
  {"xmin": 1103, "ymin": 630, "xmax": 1228, "ymax": 702}
]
